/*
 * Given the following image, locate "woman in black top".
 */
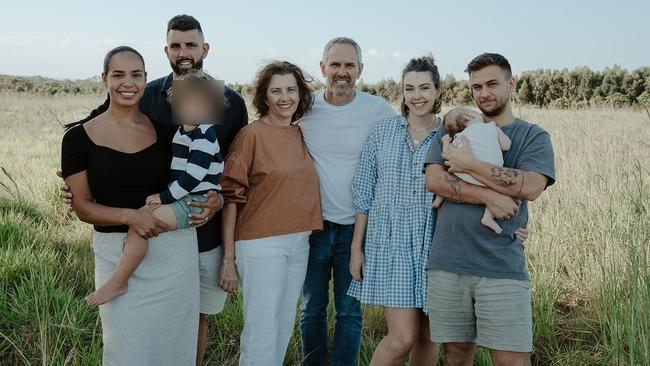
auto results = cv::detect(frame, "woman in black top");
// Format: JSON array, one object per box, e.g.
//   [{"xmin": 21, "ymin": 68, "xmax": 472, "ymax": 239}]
[{"xmin": 61, "ymin": 46, "xmax": 199, "ymax": 365}]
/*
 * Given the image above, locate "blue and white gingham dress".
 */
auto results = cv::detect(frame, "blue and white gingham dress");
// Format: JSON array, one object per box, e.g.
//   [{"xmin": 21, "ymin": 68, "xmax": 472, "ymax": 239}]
[{"xmin": 347, "ymin": 114, "xmax": 437, "ymax": 309}]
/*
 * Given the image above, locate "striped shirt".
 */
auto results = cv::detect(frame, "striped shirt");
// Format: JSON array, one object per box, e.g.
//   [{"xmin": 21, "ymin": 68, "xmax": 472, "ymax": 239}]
[{"xmin": 159, "ymin": 124, "xmax": 223, "ymax": 204}]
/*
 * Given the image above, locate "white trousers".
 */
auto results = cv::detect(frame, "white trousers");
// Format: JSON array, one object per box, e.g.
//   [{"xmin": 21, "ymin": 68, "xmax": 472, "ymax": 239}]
[{"xmin": 236, "ymin": 231, "xmax": 311, "ymax": 366}]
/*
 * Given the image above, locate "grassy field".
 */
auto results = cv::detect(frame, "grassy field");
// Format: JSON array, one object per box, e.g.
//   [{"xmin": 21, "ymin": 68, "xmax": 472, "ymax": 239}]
[{"xmin": 0, "ymin": 92, "xmax": 648, "ymax": 365}]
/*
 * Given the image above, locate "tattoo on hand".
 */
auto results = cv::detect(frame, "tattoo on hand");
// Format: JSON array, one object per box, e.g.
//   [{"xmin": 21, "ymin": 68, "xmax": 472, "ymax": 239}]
[
  {"xmin": 444, "ymin": 173, "xmax": 462, "ymax": 201},
  {"xmin": 490, "ymin": 167, "xmax": 519, "ymax": 187}
]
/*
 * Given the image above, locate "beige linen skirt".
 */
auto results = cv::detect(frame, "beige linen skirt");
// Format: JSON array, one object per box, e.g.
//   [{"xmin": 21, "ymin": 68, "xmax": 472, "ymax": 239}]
[{"xmin": 92, "ymin": 228, "xmax": 199, "ymax": 365}]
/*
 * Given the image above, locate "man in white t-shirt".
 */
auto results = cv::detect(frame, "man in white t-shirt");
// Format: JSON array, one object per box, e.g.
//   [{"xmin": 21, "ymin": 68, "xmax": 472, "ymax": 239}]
[{"xmin": 299, "ymin": 37, "xmax": 396, "ymax": 366}]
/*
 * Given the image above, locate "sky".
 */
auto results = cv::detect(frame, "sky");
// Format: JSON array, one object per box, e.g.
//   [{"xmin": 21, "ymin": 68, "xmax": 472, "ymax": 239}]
[{"xmin": 1, "ymin": 0, "xmax": 649, "ymax": 84}]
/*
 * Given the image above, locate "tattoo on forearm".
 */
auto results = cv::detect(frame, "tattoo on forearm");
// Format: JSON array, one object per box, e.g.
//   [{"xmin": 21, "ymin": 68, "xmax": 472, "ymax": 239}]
[
  {"xmin": 444, "ymin": 173, "xmax": 463, "ymax": 201},
  {"xmin": 490, "ymin": 167, "xmax": 520, "ymax": 187}
]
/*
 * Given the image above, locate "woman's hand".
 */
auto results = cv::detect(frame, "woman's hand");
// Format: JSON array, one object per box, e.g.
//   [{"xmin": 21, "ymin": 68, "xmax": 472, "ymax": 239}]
[
  {"xmin": 349, "ymin": 247, "xmax": 366, "ymax": 282},
  {"xmin": 516, "ymin": 227, "xmax": 529, "ymax": 243},
  {"xmin": 188, "ymin": 190, "xmax": 224, "ymax": 228},
  {"xmin": 219, "ymin": 257, "xmax": 239, "ymax": 294},
  {"xmin": 126, "ymin": 206, "xmax": 170, "ymax": 239}
]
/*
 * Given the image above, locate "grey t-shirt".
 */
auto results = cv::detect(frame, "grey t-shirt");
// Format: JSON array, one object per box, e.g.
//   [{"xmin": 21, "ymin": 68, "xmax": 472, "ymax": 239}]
[{"xmin": 424, "ymin": 118, "xmax": 555, "ymax": 280}]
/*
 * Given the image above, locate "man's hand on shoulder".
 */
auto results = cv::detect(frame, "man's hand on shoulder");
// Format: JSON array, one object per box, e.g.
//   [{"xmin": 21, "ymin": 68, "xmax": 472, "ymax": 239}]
[{"xmin": 56, "ymin": 170, "xmax": 73, "ymax": 206}]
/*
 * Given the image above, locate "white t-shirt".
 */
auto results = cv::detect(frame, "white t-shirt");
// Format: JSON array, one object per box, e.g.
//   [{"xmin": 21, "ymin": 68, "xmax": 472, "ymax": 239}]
[
  {"xmin": 299, "ymin": 90, "xmax": 396, "ymax": 225},
  {"xmin": 453, "ymin": 121, "xmax": 504, "ymax": 186}
]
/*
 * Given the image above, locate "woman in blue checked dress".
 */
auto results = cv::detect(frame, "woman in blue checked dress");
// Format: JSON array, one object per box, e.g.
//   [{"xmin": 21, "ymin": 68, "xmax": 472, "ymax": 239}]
[{"xmin": 348, "ymin": 56, "xmax": 442, "ymax": 365}]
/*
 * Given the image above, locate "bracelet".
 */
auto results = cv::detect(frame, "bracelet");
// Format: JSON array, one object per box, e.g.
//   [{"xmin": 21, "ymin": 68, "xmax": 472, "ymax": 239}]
[{"xmin": 517, "ymin": 172, "xmax": 525, "ymax": 198}]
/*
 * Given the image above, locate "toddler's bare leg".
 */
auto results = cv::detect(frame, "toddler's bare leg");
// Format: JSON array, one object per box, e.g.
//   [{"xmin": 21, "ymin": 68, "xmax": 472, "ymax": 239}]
[
  {"xmin": 85, "ymin": 229, "xmax": 148, "ymax": 306},
  {"xmin": 85, "ymin": 205, "xmax": 178, "ymax": 306},
  {"xmin": 481, "ymin": 206, "xmax": 503, "ymax": 234}
]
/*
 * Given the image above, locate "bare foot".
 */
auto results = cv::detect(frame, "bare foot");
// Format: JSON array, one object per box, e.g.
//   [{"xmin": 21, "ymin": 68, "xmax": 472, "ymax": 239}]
[
  {"xmin": 85, "ymin": 280, "xmax": 128, "ymax": 306},
  {"xmin": 481, "ymin": 217, "xmax": 503, "ymax": 234}
]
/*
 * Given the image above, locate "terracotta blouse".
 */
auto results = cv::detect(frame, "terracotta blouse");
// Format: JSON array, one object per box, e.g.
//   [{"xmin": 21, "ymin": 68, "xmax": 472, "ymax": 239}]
[{"xmin": 221, "ymin": 119, "xmax": 323, "ymax": 240}]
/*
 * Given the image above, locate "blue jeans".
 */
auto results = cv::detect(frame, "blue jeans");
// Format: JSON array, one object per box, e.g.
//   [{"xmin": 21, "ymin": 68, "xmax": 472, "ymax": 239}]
[{"xmin": 300, "ymin": 221, "xmax": 363, "ymax": 366}]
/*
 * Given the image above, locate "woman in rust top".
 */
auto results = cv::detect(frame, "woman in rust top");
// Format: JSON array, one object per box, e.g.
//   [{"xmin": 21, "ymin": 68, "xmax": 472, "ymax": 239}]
[{"xmin": 219, "ymin": 61, "xmax": 323, "ymax": 366}]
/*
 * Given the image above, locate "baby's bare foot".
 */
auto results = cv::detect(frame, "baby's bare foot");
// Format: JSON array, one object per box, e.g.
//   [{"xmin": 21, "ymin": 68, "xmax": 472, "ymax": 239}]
[
  {"xmin": 481, "ymin": 217, "xmax": 503, "ymax": 234},
  {"xmin": 85, "ymin": 280, "xmax": 128, "ymax": 306}
]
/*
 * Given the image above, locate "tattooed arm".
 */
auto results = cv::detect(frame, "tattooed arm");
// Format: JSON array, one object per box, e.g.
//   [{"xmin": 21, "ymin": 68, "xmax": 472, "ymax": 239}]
[
  {"xmin": 425, "ymin": 164, "xmax": 519, "ymax": 220},
  {"xmin": 463, "ymin": 164, "xmax": 547, "ymax": 201},
  {"xmin": 443, "ymin": 136, "xmax": 548, "ymax": 201}
]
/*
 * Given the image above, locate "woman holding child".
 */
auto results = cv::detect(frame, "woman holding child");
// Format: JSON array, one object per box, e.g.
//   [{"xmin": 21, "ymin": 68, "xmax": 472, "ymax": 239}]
[{"xmin": 60, "ymin": 46, "xmax": 199, "ymax": 365}]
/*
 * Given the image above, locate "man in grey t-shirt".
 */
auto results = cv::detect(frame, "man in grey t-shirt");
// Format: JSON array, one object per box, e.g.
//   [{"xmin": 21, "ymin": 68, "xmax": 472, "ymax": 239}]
[{"xmin": 424, "ymin": 53, "xmax": 555, "ymax": 365}]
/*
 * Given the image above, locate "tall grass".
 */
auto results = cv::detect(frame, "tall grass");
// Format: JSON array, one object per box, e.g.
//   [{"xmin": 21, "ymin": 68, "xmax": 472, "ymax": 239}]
[{"xmin": 0, "ymin": 92, "xmax": 648, "ymax": 365}]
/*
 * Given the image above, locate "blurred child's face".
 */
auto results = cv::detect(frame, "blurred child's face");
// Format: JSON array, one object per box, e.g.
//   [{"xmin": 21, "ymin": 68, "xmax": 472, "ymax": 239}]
[
  {"xmin": 174, "ymin": 89, "xmax": 212, "ymax": 124},
  {"xmin": 171, "ymin": 80, "xmax": 223, "ymax": 125}
]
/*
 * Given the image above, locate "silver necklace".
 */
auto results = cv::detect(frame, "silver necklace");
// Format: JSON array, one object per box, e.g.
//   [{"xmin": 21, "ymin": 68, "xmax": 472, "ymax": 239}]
[
  {"xmin": 407, "ymin": 120, "xmax": 435, "ymax": 146},
  {"xmin": 407, "ymin": 121, "xmax": 435, "ymax": 132}
]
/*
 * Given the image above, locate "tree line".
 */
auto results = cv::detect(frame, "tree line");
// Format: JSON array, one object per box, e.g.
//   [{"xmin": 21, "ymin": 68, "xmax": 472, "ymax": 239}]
[
  {"xmin": 0, "ymin": 75, "xmax": 104, "ymax": 96},
  {"xmin": 3, "ymin": 65, "xmax": 650, "ymax": 109}
]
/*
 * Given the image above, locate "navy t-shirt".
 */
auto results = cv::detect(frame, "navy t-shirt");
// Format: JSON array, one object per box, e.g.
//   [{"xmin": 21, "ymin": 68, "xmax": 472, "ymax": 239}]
[
  {"xmin": 140, "ymin": 73, "xmax": 248, "ymax": 252},
  {"xmin": 424, "ymin": 118, "xmax": 555, "ymax": 280}
]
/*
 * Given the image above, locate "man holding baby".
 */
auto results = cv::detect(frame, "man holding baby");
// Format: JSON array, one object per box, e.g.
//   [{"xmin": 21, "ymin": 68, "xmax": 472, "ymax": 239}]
[{"xmin": 424, "ymin": 53, "xmax": 556, "ymax": 366}]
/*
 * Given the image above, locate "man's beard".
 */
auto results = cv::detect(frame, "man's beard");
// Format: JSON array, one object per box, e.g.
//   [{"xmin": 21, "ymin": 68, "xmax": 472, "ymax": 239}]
[
  {"xmin": 170, "ymin": 58, "xmax": 204, "ymax": 75},
  {"xmin": 478, "ymin": 97, "xmax": 508, "ymax": 117},
  {"xmin": 330, "ymin": 77, "xmax": 354, "ymax": 97}
]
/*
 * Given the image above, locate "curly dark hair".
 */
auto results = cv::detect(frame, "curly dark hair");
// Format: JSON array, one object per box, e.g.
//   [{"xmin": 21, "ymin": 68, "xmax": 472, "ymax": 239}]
[{"xmin": 252, "ymin": 61, "xmax": 314, "ymax": 122}]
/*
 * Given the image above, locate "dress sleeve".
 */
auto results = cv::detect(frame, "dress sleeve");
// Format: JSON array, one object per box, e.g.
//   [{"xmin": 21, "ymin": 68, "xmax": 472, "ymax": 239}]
[
  {"xmin": 220, "ymin": 127, "xmax": 254, "ymax": 204},
  {"xmin": 61, "ymin": 126, "xmax": 91, "ymax": 178},
  {"xmin": 352, "ymin": 122, "xmax": 381, "ymax": 214}
]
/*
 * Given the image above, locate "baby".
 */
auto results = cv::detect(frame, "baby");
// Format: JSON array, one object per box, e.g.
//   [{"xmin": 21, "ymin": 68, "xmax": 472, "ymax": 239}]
[
  {"xmin": 85, "ymin": 70, "xmax": 225, "ymax": 306},
  {"xmin": 432, "ymin": 107, "xmax": 512, "ymax": 234}
]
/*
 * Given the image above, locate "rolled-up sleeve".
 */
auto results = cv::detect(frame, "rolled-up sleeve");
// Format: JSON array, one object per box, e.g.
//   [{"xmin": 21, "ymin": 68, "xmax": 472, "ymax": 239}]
[{"xmin": 352, "ymin": 123, "xmax": 380, "ymax": 214}]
